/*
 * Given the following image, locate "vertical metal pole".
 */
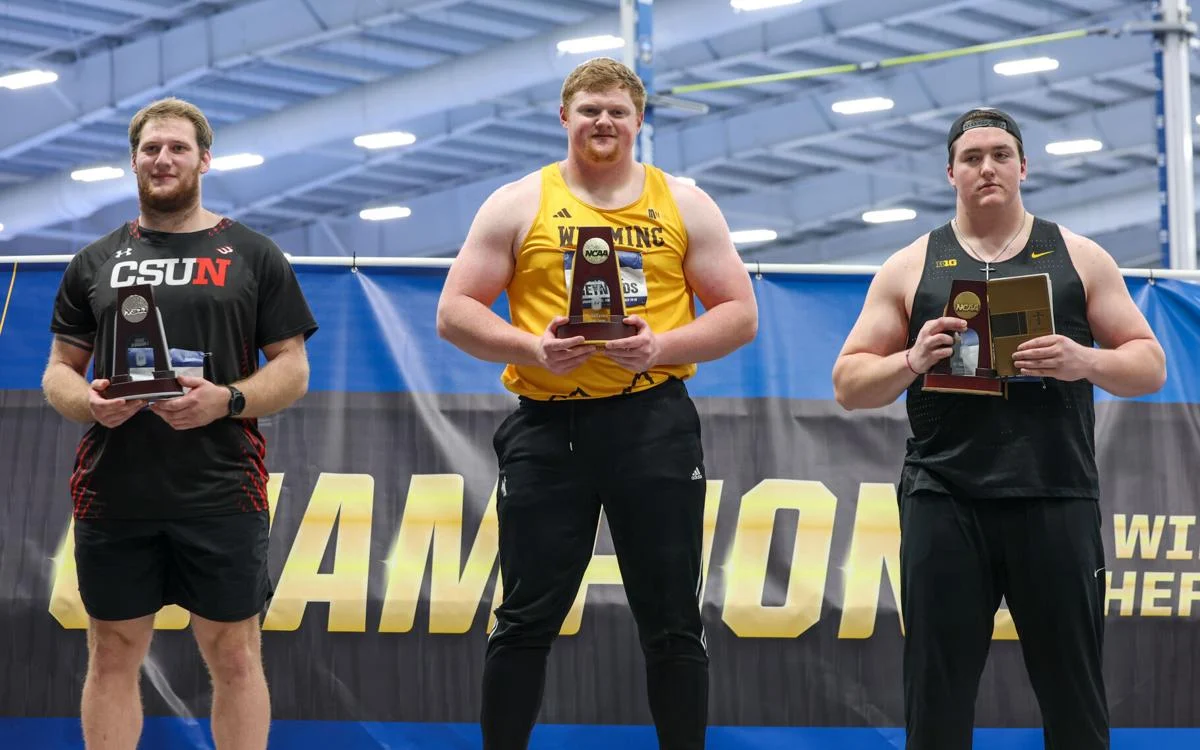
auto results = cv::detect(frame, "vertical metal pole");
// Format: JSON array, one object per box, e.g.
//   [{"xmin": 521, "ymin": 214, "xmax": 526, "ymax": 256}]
[
  {"xmin": 1157, "ymin": 0, "xmax": 1196, "ymax": 268},
  {"xmin": 1154, "ymin": 26, "xmax": 1170, "ymax": 267},
  {"xmin": 621, "ymin": 0, "xmax": 655, "ymax": 164}
]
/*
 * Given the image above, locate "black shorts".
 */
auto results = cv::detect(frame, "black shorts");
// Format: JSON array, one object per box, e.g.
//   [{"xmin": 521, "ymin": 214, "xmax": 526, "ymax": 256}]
[{"xmin": 74, "ymin": 510, "xmax": 272, "ymax": 623}]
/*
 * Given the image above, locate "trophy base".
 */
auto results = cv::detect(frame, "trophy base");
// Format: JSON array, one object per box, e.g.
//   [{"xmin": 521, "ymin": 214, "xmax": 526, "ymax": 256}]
[
  {"xmin": 556, "ymin": 319, "xmax": 637, "ymax": 344},
  {"xmin": 922, "ymin": 372, "xmax": 1004, "ymax": 396},
  {"xmin": 104, "ymin": 375, "xmax": 185, "ymax": 402}
]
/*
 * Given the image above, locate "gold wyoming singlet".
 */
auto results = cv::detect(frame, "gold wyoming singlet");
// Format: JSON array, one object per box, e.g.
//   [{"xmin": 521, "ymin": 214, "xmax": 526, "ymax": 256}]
[{"xmin": 501, "ymin": 163, "xmax": 697, "ymax": 399}]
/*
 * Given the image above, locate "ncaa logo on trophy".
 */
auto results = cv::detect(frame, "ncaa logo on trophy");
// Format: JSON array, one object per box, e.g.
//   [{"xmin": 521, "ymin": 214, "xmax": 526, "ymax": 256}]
[
  {"xmin": 581, "ymin": 237, "xmax": 610, "ymax": 265},
  {"xmin": 121, "ymin": 294, "xmax": 150, "ymax": 324},
  {"xmin": 953, "ymin": 290, "xmax": 982, "ymax": 319}
]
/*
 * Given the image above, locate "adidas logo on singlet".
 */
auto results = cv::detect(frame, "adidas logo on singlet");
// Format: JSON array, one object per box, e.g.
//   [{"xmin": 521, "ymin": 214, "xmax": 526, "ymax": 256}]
[
  {"xmin": 553, "ymin": 208, "xmax": 572, "ymax": 219},
  {"xmin": 691, "ymin": 467, "xmax": 703, "ymax": 481}
]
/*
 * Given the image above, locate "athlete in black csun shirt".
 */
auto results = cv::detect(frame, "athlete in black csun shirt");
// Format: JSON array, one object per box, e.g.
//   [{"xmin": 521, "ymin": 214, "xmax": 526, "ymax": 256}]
[
  {"xmin": 42, "ymin": 97, "xmax": 316, "ymax": 750},
  {"xmin": 52, "ymin": 218, "xmax": 315, "ymax": 519}
]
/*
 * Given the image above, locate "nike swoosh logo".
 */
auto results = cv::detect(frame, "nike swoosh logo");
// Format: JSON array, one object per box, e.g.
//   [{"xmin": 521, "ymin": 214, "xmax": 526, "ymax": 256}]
[{"xmin": 1031, "ymin": 251, "xmax": 1054, "ymax": 259}]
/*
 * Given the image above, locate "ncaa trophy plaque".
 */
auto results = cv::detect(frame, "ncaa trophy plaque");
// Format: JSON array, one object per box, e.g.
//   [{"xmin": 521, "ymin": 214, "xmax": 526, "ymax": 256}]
[
  {"xmin": 102, "ymin": 283, "xmax": 185, "ymax": 401},
  {"xmin": 986, "ymin": 273, "xmax": 1055, "ymax": 377},
  {"xmin": 556, "ymin": 226, "xmax": 636, "ymax": 343}
]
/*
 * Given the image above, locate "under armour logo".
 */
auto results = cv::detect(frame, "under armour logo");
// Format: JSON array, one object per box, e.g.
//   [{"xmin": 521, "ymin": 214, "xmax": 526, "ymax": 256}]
[
  {"xmin": 115, "ymin": 248, "xmax": 133, "ymax": 258},
  {"xmin": 216, "ymin": 246, "xmax": 234, "ymax": 255}
]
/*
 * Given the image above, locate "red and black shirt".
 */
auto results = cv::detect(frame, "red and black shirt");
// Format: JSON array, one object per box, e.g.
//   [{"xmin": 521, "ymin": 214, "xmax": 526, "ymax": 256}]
[{"xmin": 50, "ymin": 219, "xmax": 318, "ymax": 519}]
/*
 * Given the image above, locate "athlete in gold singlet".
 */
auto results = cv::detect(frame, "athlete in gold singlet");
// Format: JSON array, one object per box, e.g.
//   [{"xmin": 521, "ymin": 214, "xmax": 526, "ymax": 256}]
[{"xmin": 437, "ymin": 57, "xmax": 757, "ymax": 750}]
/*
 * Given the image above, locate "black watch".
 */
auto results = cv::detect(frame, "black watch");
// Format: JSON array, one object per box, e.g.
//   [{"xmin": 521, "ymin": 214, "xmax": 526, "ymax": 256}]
[{"xmin": 225, "ymin": 385, "xmax": 246, "ymax": 417}]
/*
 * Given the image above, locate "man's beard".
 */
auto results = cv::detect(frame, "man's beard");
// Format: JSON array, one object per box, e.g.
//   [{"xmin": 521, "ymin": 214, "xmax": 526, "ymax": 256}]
[
  {"xmin": 582, "ymin": 134, "xmax": 622, "ymax": 163},
  {"xmin": 137, "ymin": 167, "xmax": 201, "ymax": 215}
]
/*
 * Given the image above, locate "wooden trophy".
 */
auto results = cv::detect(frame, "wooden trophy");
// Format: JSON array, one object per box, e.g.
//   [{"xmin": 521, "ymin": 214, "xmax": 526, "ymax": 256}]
[
  {"xmin": 556, "ymin": 226, "xmax": 636, "ymax": 344},
  {"xmin": 922, "ymin": 279, "xmax": 1004, "ymax": 396},
  {"xmin": 103, "ymin": 283, "xmax": 185, "ymax": 401}
]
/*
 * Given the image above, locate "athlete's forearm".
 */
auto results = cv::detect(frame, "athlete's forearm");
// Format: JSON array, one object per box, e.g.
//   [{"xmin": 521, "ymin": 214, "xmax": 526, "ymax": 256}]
[
  {"xmin": 232, "ymin": 348, "xmax": 309, "ymax": 418},
  {"xmin": 42, "ymin": 363, "xmax": 95, "ymax": 424},
  {"xmin": 1084, "ymin": 338, "xmax": 1167, "ymax": 398},
  {"xmin": 833, "ymin": 351, "xmax": 918, "ymax": 410},
  {"xmin": 436, "ymin": 295, "xmax": 541, "ymax": 366},
  {"xmin": 654, "ymin": 299, "xmax": 757, "ymax": 365}
]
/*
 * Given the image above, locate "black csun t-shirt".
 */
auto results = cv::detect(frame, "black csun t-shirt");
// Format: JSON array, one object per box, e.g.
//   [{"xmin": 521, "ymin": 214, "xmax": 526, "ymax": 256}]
[{"xmin": 50, "ymin": 218, "xmax": 318, "ymax": 520}]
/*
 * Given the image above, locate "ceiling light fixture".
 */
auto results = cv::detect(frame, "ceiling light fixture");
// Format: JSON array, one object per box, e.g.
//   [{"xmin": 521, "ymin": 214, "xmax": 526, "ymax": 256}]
[
  {"xmin": 993, "ymin": 57, "xmax": 1060, "ymax": 76},
  {"xmin": 70, "ymin": 166, "xmax": 125, "ymax": 183},
  {"xmin": 0, "ymin": 69, "xmax": 58, "ymax": 90},
  {"xmin": 832, "ymin": 97, "xmax": 895, "ymax": 115},
  {"xmin": 862, "ymin": 208, "xmax": 917, "ymax": 224},
  {"xmin": 730, "ymin": 0, "xmax": 805, "ymax": 10},
  {"xmin": 360, "ymin": 206, "xmax": 412, "ymax": 221},
  {"xmin": 730, "ymin": 229, "xmax": 778, "ymax": 244},
  {"xmin": 353, "ymin": 131, "xmax": 417, "ymax": 150},
  {"xmin": 209, "ymin": 153, "xmax": 265, "ymax": 171},
  {"xmin": 556, "ymin": 35, "xmax": 625, "ymax": 55},
  {"xmin": 1045, "ymin": 139, "xmax": 1103, "ymax": 156}
]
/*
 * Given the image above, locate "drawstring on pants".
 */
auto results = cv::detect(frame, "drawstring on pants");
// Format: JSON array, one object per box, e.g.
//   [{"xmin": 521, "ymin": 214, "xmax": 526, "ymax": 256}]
[{"xmin": 568, "ymin": 402, "xmax": 576, "ymax": 452}]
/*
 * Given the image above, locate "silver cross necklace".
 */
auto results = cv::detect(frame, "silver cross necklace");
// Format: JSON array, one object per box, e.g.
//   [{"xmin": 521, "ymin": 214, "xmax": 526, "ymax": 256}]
[{"xmin": 952, "ymin": 212, "xmax": 1029, "ymax": 280}]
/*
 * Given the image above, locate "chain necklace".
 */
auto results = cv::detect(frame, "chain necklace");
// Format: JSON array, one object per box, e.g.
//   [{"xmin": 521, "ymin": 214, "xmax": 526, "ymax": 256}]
[{"xmin": 952, "ymin": 212, "xmax": 1029, "ymax": 280}]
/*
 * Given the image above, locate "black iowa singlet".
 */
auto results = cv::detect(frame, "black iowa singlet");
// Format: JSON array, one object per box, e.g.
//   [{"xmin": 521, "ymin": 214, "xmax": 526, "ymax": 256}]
[{"xmin": 902, "ymin": 217, "xmax": 1099, "ymax": 499}]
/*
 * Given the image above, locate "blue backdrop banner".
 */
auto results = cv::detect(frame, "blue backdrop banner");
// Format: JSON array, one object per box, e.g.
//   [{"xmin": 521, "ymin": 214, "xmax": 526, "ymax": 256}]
[{"xmin": 1, "ymin": 261, "xmax": 1197, "ymax": 748}]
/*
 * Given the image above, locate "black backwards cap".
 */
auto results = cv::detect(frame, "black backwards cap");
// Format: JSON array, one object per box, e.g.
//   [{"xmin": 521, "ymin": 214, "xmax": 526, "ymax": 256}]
[{"xmin": 947, "ymin": 108, "xmax": 1023, "ymax": 154}]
